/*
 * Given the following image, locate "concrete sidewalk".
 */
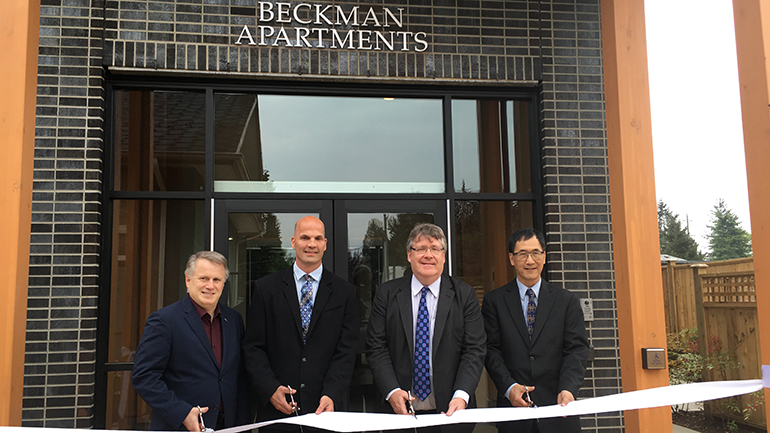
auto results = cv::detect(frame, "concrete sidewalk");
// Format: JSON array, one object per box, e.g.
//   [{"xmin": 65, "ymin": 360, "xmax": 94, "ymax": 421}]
[{"xmin": 673, "ymin": 424, "xmax": 700, "ymax": 433}]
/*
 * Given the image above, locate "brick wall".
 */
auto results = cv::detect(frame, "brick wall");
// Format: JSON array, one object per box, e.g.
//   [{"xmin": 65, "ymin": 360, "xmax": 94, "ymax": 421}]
[
  {"xmin": 539, "ymin": 2, "xmax": 622, "ymax": 430},
  {"xmin": 25, "ymin": 0, "xmax": 105, "ymax": 427}
]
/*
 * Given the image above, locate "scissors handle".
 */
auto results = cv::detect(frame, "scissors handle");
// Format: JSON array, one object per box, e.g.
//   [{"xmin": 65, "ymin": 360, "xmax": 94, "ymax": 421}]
[
  {"xmin": 406, "ymin": 391, "xmax": 416, "ymax": 418},
  {"xmin": 197, "ymin": 405, "xmax": 212, "ymax": 432},
  {"xmin": 287, "ymin": 385, "xmax": 300, "ymax": 414}
]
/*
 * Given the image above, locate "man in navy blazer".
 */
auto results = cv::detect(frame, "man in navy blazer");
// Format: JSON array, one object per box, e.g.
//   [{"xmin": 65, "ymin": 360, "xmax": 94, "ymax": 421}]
[
  {"xmin": 483, "ymin": 228, "xmax": 589, "ymax": 433},
  {"xmin": 133, "ymin": 251, "xmax": 250, "ymax": 431},
  {"xmin": 242, "ymin": 216, "xmax": 358, "ymax": 433}
]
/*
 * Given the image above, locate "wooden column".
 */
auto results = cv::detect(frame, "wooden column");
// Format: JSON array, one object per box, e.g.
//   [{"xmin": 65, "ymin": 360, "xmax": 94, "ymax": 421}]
[
  {"xmin": 600, "ymin": 1, "xmax": 672, "ymax": 432},
  {"xmin": 732, "ymin": 0, "xmax": 770, "ymax": 419},
  {"xmin": 0, "ymin": 0, "xmax": 40, "ymax": 425}
]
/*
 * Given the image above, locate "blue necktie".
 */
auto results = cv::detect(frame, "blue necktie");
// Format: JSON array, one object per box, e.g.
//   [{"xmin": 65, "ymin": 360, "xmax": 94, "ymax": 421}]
[
  {"xmin": 414, "ymin": 287, "xmax": 431, "ymax": 401},
  {"xmin": 526, "ymin": 288, "xmax": 536, "ymax": 339},
  {"xmin": 300, "ymin": 274, "xmax": 313, "ymax": 343}
]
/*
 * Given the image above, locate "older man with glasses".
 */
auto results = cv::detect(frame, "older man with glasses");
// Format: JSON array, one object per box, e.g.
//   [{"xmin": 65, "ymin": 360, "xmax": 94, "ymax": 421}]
[
  {"xmin": 366, "ymin": 223, "xmax": 486, "ymax": 433},
  {"xmin": 482, "ymin": 228, "xmax": 590, "ymax": 433}
]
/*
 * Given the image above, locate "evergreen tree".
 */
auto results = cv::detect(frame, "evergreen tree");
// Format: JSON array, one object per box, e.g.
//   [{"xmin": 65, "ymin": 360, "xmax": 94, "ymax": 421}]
[
  {"xmin": 706, "ymin": 198, "xmax": 752, "ymax": 260},
  {"xmin": 658, "ymin": 201, "xmax": 672, "ymax": 251},
  {"xmin": 657, "ymin": 200, "xmax": 704, "ymax": 261}
]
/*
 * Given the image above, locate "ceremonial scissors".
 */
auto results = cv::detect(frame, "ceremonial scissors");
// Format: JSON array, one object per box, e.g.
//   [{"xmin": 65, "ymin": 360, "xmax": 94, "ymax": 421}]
[
  {"xmin": 287, "ymin": 385, "xmax": 304, "ymax": 433},
  {"xmin": 524, "ymin": 387, "xmax": 537, "ymax": 408},
  {"xmin": 406, "ymin": 391, "xmax": 417, "ymax": 419},
  {"xmin": 523, "ymin": 386, "xmax": 540, "ymax": 427},
  {"xmin": 197, "ymin": 405, "xmax": 214, "ymax": 432}
]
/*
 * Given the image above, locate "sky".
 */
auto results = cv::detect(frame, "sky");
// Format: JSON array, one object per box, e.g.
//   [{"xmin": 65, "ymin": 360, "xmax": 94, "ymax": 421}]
[{"xmin": 644, "ymin": 0, "xmax": 751, "ymax": 253}]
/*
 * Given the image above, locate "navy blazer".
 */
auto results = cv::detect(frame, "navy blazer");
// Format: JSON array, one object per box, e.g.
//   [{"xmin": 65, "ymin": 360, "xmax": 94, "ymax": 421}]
[
  {"xmin": 132, "ymin": 295, "xmax": 251, "ymax": 431},
  {"xmin": 483, "ymin": 279, "xmax": 589, "ymax": 433}
]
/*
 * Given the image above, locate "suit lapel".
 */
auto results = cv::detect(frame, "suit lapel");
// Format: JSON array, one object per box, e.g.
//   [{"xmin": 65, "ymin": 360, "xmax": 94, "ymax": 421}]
[
  {"xmin": 396, "ymin": 278, "xmax": 414, "ymax": 360},
  {"xmin": 432, "ymin": 275, "xmax": 454, "ymax": 354},
  {"xmin": 306, "ymin": 269, "xmax": 331, "ymax": 339},
  {"xmin": 503, "ymin": 282, "xmax": 531, "ymax": 346},
  {"xmin": 530, "ymin": 280, "xmax": 555, "ymax": 345},
  {"xmin": 281, "ymin": 268, "xmax": 304, "ymax": 340},
  {"xmin": 220, "ymin": 308, "xmax": 234, "ymax": 370},
  {"xmin": 182, "ymin": 296, "xmax": 220, "ymax": 369}
]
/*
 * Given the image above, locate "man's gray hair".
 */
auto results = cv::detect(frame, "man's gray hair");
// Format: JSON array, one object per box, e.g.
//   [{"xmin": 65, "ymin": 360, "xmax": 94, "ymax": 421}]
[
  {"xmin": 185, "ymin": 251, "xmax": 230, "ymax": 281},
  {"xmin": 406, "ymin": 223, "xmax": 447, "ymax": 252}
]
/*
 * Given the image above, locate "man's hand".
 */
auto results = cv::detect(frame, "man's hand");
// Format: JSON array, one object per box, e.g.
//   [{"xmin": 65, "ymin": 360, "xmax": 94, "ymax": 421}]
[
  {"xmin": 508, "ymin": 384, "xmax": 535, "ymax": 407},
  {"xmin": 442, "ymin": 397, "xmax": 467, "ymax": 416},
  {"xmin": 183, "ymin": 406, "xmax": 207, "ymax": 432},
  {"xmin": 557, "ymin": 390, "xmax": 575, "ymax": 406},
  {"xmin": 270, "ymin": 385, "xmax": 297, "ymax": 415},
  {"xmin": 315, "ymin": 395, "xmax": 334, "ymax": 414},
  {"xmin": 387, "ymin": 389, "xmax": 413, "ymax": 415}
]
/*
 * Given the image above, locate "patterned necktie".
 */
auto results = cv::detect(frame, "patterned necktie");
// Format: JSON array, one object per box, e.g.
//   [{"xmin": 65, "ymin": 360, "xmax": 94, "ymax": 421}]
[
  {"xmin": 300, "ymin": 274, "xmax": 314, "ymax": 343},
  {"xmin": 526, "ymin": 288, "xmax": 537, "ymax": 339},
  {"xmin": 414, "ymin": 287, "xmax": 431, "ymax": 401}
]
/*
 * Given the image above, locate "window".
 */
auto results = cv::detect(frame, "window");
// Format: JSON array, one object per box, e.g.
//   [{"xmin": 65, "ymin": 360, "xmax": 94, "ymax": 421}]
[
  {"xmin": 113, "ymin": 90, "xmax": 206, "ymax": 192},
  {"xmin": 101, "ymin": 82, "xmax": 541, "ymax": 428},
  {"xmin": 214, "ymin": 94, "xmax": 445, "ymax": 193},
  {"xmin": 452, "ymin": 99, "xmax": 532, "ymax": 193},
  {"xmin": 105, "ymin": 199, "xmax": 205, "ymax": 429}
]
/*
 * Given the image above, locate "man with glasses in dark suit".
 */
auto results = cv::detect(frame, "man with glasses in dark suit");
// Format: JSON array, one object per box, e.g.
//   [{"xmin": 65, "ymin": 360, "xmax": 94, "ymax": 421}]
[
  {"xmin": 366, "ymin": 223, "xmax": 486, "ymax": 433},
  {"xmin": 483, "ymin": 228, "xmax": 589, "ymax": 433}
]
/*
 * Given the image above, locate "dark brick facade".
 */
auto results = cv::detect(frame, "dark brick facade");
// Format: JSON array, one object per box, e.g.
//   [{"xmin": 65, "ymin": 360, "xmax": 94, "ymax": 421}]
[{"xmin": 26, "ymin": 0, "xmax": 622, "ymax": 431}]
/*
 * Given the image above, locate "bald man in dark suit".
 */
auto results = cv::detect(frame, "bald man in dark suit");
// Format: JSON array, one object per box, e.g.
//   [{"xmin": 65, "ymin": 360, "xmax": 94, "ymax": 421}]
[{"xmin": 242, "ymin": 216, "xmax": 358, "ymax": 433}]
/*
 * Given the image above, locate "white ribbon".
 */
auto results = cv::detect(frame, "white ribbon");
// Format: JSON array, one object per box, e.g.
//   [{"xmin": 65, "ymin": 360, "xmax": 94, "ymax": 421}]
[
  {"xmin": 0, "ymin": 378, "xmax": 764, "ymax": 433},
  {"xmin": 231, "ymin": 379, "xmax": 763, "ymax": 432}
]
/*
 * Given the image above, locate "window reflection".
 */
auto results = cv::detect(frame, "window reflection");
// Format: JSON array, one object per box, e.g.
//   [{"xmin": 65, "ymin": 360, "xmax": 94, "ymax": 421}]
[
  {"xmin": 105, "ymin": 370, "xmax": 149, "ymax": 430},
  {"xmin": 106, "ymin": 199, "xmax": 205, "ymax": 430},
  {"xmin": 113, "ymin": 90, "xmax": 206, "ymax": 192},
  {"xmin": 346, "ymin": 212, "xmax": 434, "ymax": 413},
  {"xmin": 108, "ymin": 200, "xmax": 205, "ymax": 364},
  {"xmin": 453, "ymin": 200, "xmax": 533, "ymax": 411},
  {"xmin": 214, "ymin": 94, "xmax": 445, "ymax": 193},
  {"xmin": 452, "ymin": 100, "xmax": 532, "ymax": 194},
  {"xmin": 454, "ymin": 200, "xmax": 533, "ymax": 297},
  {"xmin": 226, "ymin": 212, "xmax": 312, "ymax": 314}
]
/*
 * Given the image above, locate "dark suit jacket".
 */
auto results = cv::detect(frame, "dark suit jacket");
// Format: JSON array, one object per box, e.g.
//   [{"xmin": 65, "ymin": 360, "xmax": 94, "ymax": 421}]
[
  {"xmin": 365, "ymin": 274, "xmax": 486, "ymax": 432},
  {"xmin": 482, "ymin": 279, "xmax": 589, "ymax": 433},
  {"xmin": 242, "ymin": 266, "xmax": 359, "ymax": 424},
  {"xmin": 132, "ymin": 295, "xmax": 251, "ymax": 431}
]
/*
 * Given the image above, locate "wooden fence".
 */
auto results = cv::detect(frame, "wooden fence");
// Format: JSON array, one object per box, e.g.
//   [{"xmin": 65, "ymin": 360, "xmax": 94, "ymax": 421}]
[{"xmin": 661, "ymin": 257, "xmax": 764, "ymax": 428}]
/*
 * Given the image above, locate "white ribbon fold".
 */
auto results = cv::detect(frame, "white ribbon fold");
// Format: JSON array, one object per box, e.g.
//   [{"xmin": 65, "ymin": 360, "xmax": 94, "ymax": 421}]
[{"xmin": 0, "ymin": 379, "xmax": 764, "ymax": 433}]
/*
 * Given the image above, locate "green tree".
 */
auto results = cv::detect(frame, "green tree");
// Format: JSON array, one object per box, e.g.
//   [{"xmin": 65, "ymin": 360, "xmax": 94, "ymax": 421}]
[
  {"xmin": 657, "ymin": 200, "xmax": 704, "ymax": 261},
  {"xmin": 706, "ymin": 198, "xmax": 752, "ymax": 260}
]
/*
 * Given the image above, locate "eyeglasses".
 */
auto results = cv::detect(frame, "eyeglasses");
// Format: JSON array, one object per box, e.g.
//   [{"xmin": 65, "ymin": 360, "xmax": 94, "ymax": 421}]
[
  {"xmin": 409, "ymin": 246, "xmax": 445, "ymax": 255},
  {"xmin": 512, "ymin": 250, "xmax": 545, "ymax": 262}
]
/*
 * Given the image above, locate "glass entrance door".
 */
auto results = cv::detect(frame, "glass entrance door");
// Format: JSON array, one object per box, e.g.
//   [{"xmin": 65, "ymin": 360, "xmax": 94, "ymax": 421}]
[
  {"xmin": 333, "ymin": 200, "xmax": 447, "ymax": 412},
  {"xmin": 213, "ymin": 198, "xmax": 447, "ymax": 412}
]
